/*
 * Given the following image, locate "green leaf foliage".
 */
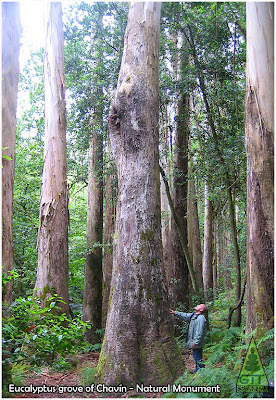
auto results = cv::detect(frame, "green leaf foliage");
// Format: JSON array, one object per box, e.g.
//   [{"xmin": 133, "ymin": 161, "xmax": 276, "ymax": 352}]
[{"xmin": 2, "ymin": 295, "xmax": 92, "ymax": 369}]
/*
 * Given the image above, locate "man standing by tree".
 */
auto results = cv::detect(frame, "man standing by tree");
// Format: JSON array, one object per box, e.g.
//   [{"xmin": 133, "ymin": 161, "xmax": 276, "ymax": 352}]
[
  {"xmin": 170, "ymin": 304, "xmax": 207, "ymax": 372},
  {"xmin": 98, "ymin": 2, "xmax": 184, "ymax": 386}
]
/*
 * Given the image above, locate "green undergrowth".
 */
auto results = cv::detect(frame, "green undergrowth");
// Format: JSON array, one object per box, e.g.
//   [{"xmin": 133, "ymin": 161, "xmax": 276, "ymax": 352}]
[
  {"xmin": 2, "ymin": 294, "xmax": 97, "ymax": 394},
  {"xmin": 166, "ymin": 290, "xmax": 274, "ymax": 398}
]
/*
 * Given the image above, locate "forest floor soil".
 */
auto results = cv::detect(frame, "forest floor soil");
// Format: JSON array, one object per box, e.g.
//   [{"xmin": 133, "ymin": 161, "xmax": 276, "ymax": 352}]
[{"xmin": 10, "ymin": 350, "xmax": 195, "ymax": 399}]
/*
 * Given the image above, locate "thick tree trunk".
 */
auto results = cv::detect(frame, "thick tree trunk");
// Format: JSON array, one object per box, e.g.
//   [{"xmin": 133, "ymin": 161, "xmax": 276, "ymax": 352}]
[
  {"xmin": 203, "ymin": 183, "xmax": 213, "ymax": 301},
  {"xmin": 82, "ymin": 132, "xmax": 103, "ymax": 343},
  {"xmin": 98, "ymin": 2, "xmax": 183, "ymax": 386},
  {"xmin": 246, "ymin": 2, "xmax": 274, "ymax": 336},
  {"xmin": 2, "ymin": 2, "xmax": 21, "ymax": 305},
  {"xmin": 36, "ymin": 3, "xmax": 69, "ymax": 318}
]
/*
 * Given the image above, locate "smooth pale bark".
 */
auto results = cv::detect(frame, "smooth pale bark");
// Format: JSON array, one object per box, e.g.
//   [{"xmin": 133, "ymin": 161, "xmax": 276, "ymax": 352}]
[
  {"xmin": 2, "ymin": 2, "xmax": 21, "ymax": 305},
  {"xmin": 36, "ymin": 3, "xmax": 69, "ymax": 318},
  {"xmin": 82, "ymin": 133, "xmax": 103, "ymax": 343},
  {"xmin": 98, "ymin": 2, "xmax": 183, "ymax": 385},
  {"xmin": 246, "ymin": 2, "xmax": 274, "ymax": 336},
  {"xmin": 203, "ymin": 183, "xmax": 213, "ymax": 301},
  {"xmin": 160, "ymin": 104, "xmax": 174, "ymax": 308}
]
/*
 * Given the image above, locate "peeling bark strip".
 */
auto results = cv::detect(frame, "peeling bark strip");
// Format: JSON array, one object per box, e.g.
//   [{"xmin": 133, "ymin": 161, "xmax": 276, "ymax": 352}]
[
  {"xmin": 246, "ymin": 2, "xmax": 274, "ymax": 336},
  {"xmin": 2, "ymin": 3, "xmax": 21, "ymax": 305},
  {"xmin": 98, "ymin": 2, "xmax": 184, "ymax": 386},
  {"xmin": 36, "ymin": 2, "xmax": 69, "ymax": 319}
]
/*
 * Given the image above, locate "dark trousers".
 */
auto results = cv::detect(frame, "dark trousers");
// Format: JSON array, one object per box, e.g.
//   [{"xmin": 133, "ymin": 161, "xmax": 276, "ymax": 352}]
[{"xmin": 192, "ymin": 348, "xmax": 205, "ymax": 371}]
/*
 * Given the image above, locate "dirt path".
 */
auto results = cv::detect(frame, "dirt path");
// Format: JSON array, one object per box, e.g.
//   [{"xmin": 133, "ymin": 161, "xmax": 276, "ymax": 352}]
[{"xmin": 9, "ymin": 350, "xmax": 195, "ymax": 399}]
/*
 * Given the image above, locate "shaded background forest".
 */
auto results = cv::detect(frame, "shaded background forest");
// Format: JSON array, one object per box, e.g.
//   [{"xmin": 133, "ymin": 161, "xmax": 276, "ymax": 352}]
[
  {"xmin": 13, "ymin": 1, "xmax": 247, "ymax": 318},
  {"xmin": 2, "ymin": 1, "xmax": 274, "ymax": 397}
]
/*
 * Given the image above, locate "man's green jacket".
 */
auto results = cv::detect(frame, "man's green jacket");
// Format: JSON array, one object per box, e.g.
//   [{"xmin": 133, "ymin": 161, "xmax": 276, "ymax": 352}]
[{"xmin": 175, "ymin": 311, "xmax": 207, "ymax": 349}]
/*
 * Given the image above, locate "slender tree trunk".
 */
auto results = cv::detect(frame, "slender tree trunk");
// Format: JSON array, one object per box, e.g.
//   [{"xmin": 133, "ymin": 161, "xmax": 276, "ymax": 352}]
[
  {"xmin": 213, "ymin": 219, "xmax": 218, "ymax": 298},
  {"xmin": 216, "ymin": 218, "xmax": 221, "ymax": 293},
  {"xmin": 82, "ymin": 34, "xmax": 104, "ymax": 342},
  {"xmin": 102, "ymin": 155, "xmax": 116, "ymax": 328},
  {"xmin": 203, "ymin": 182, "xmax": 213, "ymax": 301},
  {"xmin": 222, "ymin": 228, "xmax": 233, "ymax": 290},
  {"xmin": 160, "ymin": 166, "xmax": 198, "ymax": 295},
  {"xmin": 36, "ymin": 3, "xmax": 69, "ymax": 318},
  {"xmin": 187, "ymin": 180, "xmax": 193, "ymax": 262},
  {"xmin": 188, "ymin": 175, "xmax": 203, "ymax": 293},
  {"xmin": 98, "ymin": 2, "xmax": 183, "ymax": 385},
  {"xmin": 227, "ymin": 183, "xmax": 241, "ymax": 326},
  {"xmin": 82, "ymin": 132, "xmax": 103, "ymax": 342},
  {"xmin": 187, "ymin": 25, "xmax": 242, "ymax": 324},
  {"xmin": 2, "ymin": 2, "xmax": 21, "ymax": 305},
  {"xmin": 160, "ymin": 105, "xmax": 174, "ymax": 308},
  {"xmin": 246, "ymin": 2, "xmax": 274, "ymax": 336},
  {"xmin": 171, "ymin": 74, "xmax": 189, "ymax": 309}
]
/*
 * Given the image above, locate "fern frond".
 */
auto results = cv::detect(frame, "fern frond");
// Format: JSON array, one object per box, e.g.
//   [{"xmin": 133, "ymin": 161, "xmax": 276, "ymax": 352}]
[{"xmin": 257, "ymin": 328, "xmax": 274, "ymax": 345}]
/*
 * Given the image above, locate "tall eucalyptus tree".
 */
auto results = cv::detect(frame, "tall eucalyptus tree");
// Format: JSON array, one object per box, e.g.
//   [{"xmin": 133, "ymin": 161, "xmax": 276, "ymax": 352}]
[
  {"xmin": 2, "ymin": 2, "xmax": 21, "ymax": 305},
  {"xmin": 82, "ymin": 33, "xmax": 104, "ymax": 344},
  {"xmin": 246, "ymin": 2, "xmax": 274, "ymax": 336},
  {"xmin": 98, "ymin": 2, "xmax": 183, "ymax": 385},
  {"xmin": 35, "ymin": 2, "xmax": 69, "ymax": 318}
]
